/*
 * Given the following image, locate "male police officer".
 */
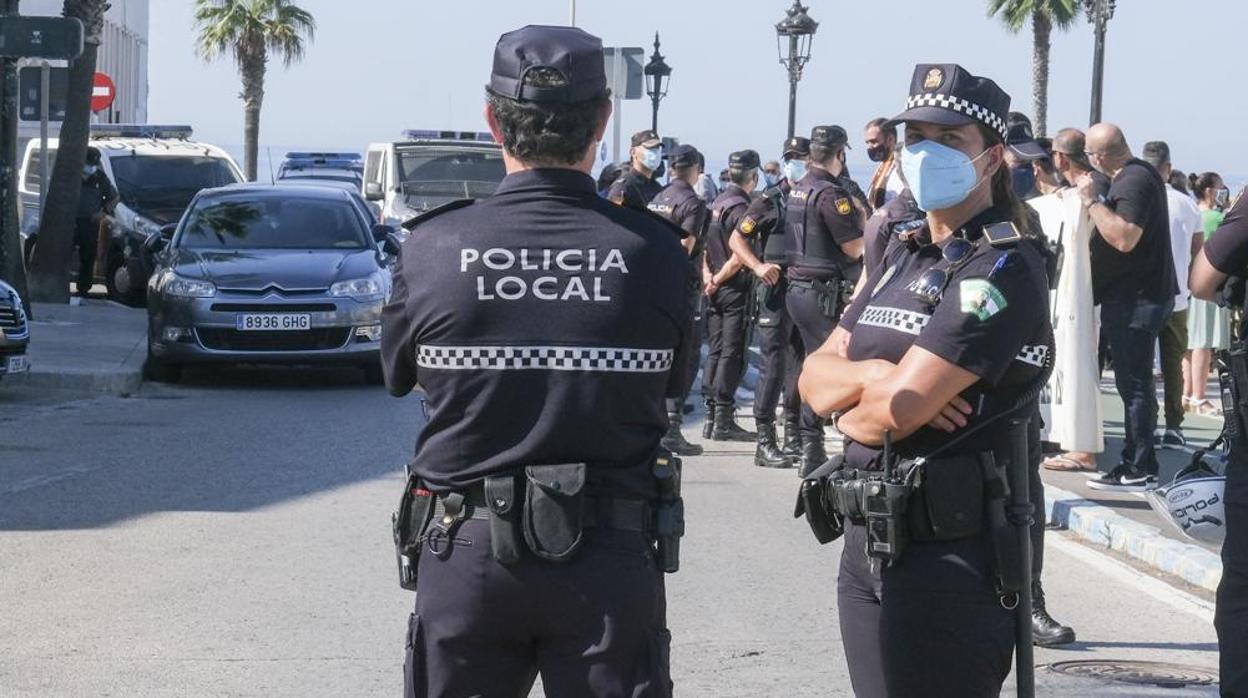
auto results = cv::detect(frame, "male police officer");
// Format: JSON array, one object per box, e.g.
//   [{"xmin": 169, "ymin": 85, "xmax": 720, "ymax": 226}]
[
  {"xmin": 650, "ymin": 143, "xmax": 709, "ymax": 456},
  {"xmin": 702, "ymin": 150, "xmax": 761, "ymax": 442},
  {"xmin": 728, "ymin": 137, "xmax": 811, "ymax": 467},
  {"xmin": 608, "ymin": 129, "xmax": 664, "ymax": 211},
  {"xmin": 382, "ymin": 25, "xmax": 690, "ymax": 697},
  {"xmin": 786, "ymin": 125, "xmax": 866, "ymax": 471}
]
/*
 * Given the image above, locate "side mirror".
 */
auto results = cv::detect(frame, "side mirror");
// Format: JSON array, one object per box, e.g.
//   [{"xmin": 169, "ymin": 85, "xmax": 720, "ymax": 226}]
[
  {"xmin": 371, "ymin": 223, "xmax": 397, "ymax": 243},
  {"xmin": 364, "ymin": 182, "xmax": 383, "ymax": 201},
  {"xmin": 382, "ymin": 233, "xmax": 402, "ymax": 257}
]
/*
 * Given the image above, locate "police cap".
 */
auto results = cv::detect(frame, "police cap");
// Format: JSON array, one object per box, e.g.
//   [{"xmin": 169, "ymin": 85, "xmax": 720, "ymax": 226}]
[
  {"xmin": 888, "ymin": 63, "xmax": 1010, "ymax": 142},
  {"xmin": 729, "ymin": 149, "xmax": 761, "ymax": 170},
  {"xmin": 782, "ymin": 136, "xmax": 811, "ymax": 159},
  {"xmin": 488, "ymin": 25, "xmax": 608, "ymax": 103},
  {"xmin": 631, "ymin": 129, "xmax": 662, "ymax": 148},
  {"xmin": 667, "ymin": 144, "xmax": 699, "ymax": 168},
  {"xmin": 1006, "ymin": 113, "xmax": 1046, "ymax": 161},
  {"xmin": 810, "ymin": 125, "xmax": 850, "ymax": 149}
]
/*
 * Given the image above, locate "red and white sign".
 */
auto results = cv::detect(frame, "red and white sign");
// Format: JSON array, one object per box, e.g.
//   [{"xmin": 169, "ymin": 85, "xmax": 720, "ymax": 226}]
[{"xmin": 91, "ymin": 72, "xmax": 115, "ymax": 113}]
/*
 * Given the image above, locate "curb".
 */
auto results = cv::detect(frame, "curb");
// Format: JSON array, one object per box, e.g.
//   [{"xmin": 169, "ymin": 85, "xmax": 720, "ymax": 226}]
[
  {"xmin": 1045, "ymin": 485, "xmax": 1223, "ymax": 592},
  {"xmin": 6, "ymin": 339, "xmax": 146, "ymax": 397}
]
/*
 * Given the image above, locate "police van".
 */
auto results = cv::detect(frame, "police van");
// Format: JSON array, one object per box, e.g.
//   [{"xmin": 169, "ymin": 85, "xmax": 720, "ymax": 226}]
[
  {"xmin": 363, "ymin": 130, "xmax": 506, "ymax": 230},
  {"xmin": 19, "ymin": 124, "xmax": 244, "ymax": 306}
]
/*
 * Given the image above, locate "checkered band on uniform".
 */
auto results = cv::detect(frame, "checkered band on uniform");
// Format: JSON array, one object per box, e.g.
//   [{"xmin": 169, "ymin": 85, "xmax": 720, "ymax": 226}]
[
  {"xmin": 858, "ymin": 306, "xmax": 932, "ymax": 336},
  {"xmin": 905, "ymin": 93, "xmax": 1008, "ymax": 141},
  {"xmin": 416, "ymin": 345, "xmax": 675, "ymax": 373},
  {"xmin": 1014, "ymin": 344, "xmax": 1049, "ymax": 367}
]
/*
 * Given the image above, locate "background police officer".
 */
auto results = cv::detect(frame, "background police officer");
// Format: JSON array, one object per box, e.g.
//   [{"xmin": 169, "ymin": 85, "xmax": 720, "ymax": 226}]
[
  {"xmin": 650, "ymin": 143, "xmax": 710, "ymax": 456},
  {"xmin": 74, "ymin": 147, "xmax": 118, "ymax": 297},
  {"xmin": 785, "ymin": 125, "xmax": 866, "ymax": 470},
  {"xmin": 608, "ymin": 129, "xmax": 664, "ymax": 211},
  {"xmin": 728, "ymin": 136, "xmax": 811, "ymax": 468},
  {"xmin": 381, "ymin": 25, "xmax": 690, "ymax": 697},
  {"xmin": 702, "ymin": 150, "xmax": 761, "ymax": 442},
  {"xmin": 1190, "ymin": 193, "xmax": 1248, "ymax": 695}
]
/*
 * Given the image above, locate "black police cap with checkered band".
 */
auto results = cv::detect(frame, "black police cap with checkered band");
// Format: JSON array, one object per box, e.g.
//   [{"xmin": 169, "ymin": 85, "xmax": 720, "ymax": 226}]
[
  {"xmin": 887, "ymin": 64, "xmax": 1010, "ymax": 142},
  {"xmin": 488, "ymin": 25, "xmax": 607, "ymax": 104}
]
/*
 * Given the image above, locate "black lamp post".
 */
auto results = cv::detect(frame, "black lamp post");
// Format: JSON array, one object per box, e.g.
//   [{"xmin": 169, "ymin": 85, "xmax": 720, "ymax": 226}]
[
  {"xmin": 1084, "ymin": 0, "xmax": 1116, "ymax": 125},
  {"xmin": 776, "ymin": 0, "xmax": 818, "ymax": 139},
  {"xmin": 643, "ymin": 32, "xmax": 671, "ymax": 133}
]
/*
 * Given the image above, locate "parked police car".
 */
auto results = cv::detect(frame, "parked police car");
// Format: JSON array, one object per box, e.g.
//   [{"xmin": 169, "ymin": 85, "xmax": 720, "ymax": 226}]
[
  {"xmin": 0, "ymin": 280, "xmax": 30, "ymax": 382},
  {"xmin": 19, "ymin": 125, "xmax": 244, "ymax": 306},
  {"xmin": 362, "ymin": 130, "xmax": 505, "ymax": 229},
  {"xmin": 276, "ymin": 151, "xmax": 363, "ymax": 188}
]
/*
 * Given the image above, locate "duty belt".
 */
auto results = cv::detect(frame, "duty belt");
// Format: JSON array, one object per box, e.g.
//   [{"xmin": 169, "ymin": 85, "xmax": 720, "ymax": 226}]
[{"xmin": 434, "ymin": 482, "xmax": 651, "ymax": 533}]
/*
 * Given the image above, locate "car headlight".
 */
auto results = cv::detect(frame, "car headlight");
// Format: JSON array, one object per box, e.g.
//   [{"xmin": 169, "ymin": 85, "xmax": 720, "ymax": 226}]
[
  {"xmin": 329, "ymin": 275, "xmax": 385, "ymax": 300},
  {"xmin": 162, "ymin": 273, "xmax": 216, "ymax": 298}
]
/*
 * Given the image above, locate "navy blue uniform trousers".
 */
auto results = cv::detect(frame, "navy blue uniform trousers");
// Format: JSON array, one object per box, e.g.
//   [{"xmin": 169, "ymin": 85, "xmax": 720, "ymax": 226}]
[
  {"xmin": 405, "ymin": 520, "xmax": 672, "ymax": 697},
  {"xmin": 702, "ymin": 278, "xmax": 750, "ymax": 407},
  {"xmin": 786, "ymin": 283, "xmax": 838, "ymax": 438},
  {"xmin": 753, "ymin": 279, "xmax": 802, "ymax": 425},
  {"xmin": 1218, "ymin": 439, "xmax": 1248, "ymax": 696}
]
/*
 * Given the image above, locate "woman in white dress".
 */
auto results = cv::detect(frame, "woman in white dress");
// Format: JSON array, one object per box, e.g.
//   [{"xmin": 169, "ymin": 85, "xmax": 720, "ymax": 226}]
[{"xmin": 1186, "ymin": 172, "xmax": 1232, "ymax": 415}]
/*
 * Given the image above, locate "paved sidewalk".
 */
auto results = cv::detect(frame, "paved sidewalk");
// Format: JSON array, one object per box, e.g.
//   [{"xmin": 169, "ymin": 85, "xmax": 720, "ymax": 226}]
[{"xmin": 5, "ymin": 299, "xmax": 147, "ymax": 395}]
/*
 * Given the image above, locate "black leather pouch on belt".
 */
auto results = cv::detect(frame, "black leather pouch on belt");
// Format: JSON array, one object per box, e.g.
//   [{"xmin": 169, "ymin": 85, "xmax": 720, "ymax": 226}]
[
  {"xmin": 485, "ymin": 474, "xmax": 522, "ymax": 565},
  {"xmin": 794, "ymin": 455, "xmax": 847, "ymax": 544},
  {"xmin": 392, "ymin": 469, "xmax": 435, "ymax": 591},
  {"xmin": 522, "ymin": 463, "xmax": 587, "ymax": 562},
  {"xmin": 812, "ymin": 279, "xmax": 845, "ymax": 320},
  {"xmin": 903, "ymin": 455, "xmax": 985, "ymax": 542}
]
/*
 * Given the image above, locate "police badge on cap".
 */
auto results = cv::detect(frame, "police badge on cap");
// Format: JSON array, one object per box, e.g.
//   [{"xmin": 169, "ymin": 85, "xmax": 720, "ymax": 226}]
[{"xmin": 888, "ymin": 63, "xmax": 1010, "ymax": 141}]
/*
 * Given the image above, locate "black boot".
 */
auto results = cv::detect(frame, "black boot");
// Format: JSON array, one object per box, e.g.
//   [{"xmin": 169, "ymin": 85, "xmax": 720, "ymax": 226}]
[
  {"xmin": 661, "ymin": 412, "xmax": 703, "ymax": 456},
  {"xmin": 701, "ymin": 401, "xmax": 716, "ymax": 440},
  {"xmin": 712, "ymin": 404, "xmax": 756, "ymax": 442},
  {"xmin": 782, "ymin": 417, "xmax": 802, "ymax": 459},
  {"xmin": 754, "ymin": 422, "xmax": 791, "ymax": 468},
  {"xmin": 1032, "ymin": 581, "xmax": 1076, "ymax": 647},
  {"xmin": 800, "ymin": 433, "xmax": 827, "ymax": 475}
]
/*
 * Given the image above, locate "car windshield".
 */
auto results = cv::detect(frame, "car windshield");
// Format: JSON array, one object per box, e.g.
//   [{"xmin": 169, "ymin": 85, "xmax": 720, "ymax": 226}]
[
  {"xmin": 111, "ymin": 155, "xmax": 240, "ymax": 211},
  {"xmin": 396, "ymin": 146, "xmax": 504, "ymax": 207},
  {"xmin": 178, "ymin": 195, "xmax": 368, "ymax": 250}
]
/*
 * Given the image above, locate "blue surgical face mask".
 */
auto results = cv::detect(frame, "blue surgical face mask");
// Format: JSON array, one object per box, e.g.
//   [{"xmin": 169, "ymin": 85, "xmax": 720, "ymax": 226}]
[
  {"xmin": 783, "ymin": 159, "xmax": 807, "ymax": 183},
  {"xmin": 899, "ymin": 140, "xmax": 991, "ymax": 211},
  {"xmin": 640, "ymin": 147, "xmax": 662, "ymax": 171},
  {"xmin": 83, "ymin": 164, "xmax": 98, "ymax": 177},
  {"xmin": 762, "ymin": 171, "xmax": 781, "ymax": 188},
  {"xmin": 1010, "ymin": 163, "xmax": 1036, "ymax": 198}
]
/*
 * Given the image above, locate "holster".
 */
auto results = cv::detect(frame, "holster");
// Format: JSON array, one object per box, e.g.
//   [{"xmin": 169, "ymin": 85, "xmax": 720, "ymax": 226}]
[
  {"xmin": 522, "ymin": 463, "xmax": 588, "ymax": 562},
  {"xmin": 392, "ymin": 467, "xmax": 436, "ymax": 592},
  {"xmin": 812, "ymin": 278, "xmax": 844, "ymax": 320},
  {"xmin": 652, "ymin": 451, "xmax": 684, "ymax": 573},
  {"xmin": 755, "ymin": 281, "xmax": 782, "ymax": 328},
  {"xmin": 1221, "ymin": 343, "xmax": 1248, "ymax": 440},
  {"xmin": 485, "ymin": 474, "xmax": 522, "ymax": 565},
  {"xmin": 793, "ymin": 456, "xmax": 847, "ymax": 544}
]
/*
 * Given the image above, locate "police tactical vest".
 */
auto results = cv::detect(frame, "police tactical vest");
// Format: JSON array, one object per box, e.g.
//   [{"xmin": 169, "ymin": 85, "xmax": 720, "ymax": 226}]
[
  {"xmin": 786, "ymin": 176, "xmax": 856, "ymax": 279},
  {"xmin": 650, "ymin": 181, "xmax": 706, "ymax": 262},
  {"xmin": 707, "ymin": 187, "xmax": 751, "ymax": 274},
  {"xmin": 760, "ymin": 186, "xmax": 789, "ymax": 265}
]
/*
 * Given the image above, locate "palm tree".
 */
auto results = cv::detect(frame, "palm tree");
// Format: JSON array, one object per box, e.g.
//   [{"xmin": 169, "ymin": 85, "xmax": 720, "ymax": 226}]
[
  {"xmin": 193, "ymin": 0, "xmax": 315, "ymax": 181},
  {"xmin": 26, "ymin": 0, "xmax": 111, "ymax": 304},
  {"xmin": 987, "ymin": 0, "xmax": 1079, "ymax": 137}
]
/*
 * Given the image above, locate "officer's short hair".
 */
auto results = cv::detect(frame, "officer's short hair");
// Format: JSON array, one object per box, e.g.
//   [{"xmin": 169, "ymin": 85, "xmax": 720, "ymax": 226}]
[
  {"xmin": 728, "ymin": 166, "xmax": 755, "ymax": 186},
  {"xmin": 809, "ymin": 143, "xmax": 843, "ymax": 166},
  {"xmin": 485, "ymin": 71, "xmax": 611, "ymax": 166}
]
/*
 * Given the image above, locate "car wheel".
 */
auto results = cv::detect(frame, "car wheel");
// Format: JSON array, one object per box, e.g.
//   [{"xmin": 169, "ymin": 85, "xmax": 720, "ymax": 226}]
[
  {"xmin": 144, "ymin": 339, "xmax": 183, "ymax": 384},
  {"xmin": 363, "ymin": 362, "xmax": 385, "ymax": 386},
  {"xmin": 107, "ymin": 254, "xmax": 145, "ymax": 307}
]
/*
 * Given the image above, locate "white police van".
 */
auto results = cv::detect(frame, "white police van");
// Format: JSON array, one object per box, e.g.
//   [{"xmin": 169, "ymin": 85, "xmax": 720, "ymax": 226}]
[
  {"xmin": 363, "ymin": 130, "xmax": 505, "ymax": 229},
  {"xmin": 19, "ymin": 124, "xmax": 244, "ymax": 305}
]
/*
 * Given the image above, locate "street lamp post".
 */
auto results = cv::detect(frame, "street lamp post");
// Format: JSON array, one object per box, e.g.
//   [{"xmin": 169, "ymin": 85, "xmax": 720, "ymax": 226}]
[
  {"xmin": 1084, "ymin": 0, "xmax": 1116, "ymax": 126},
  {"xmin": 643, "ymin": 32, "xmax": 671, "ymax": 133},
  {"xmin": 775, "ymin": 0, "xmax": 818, "ymax": 140}
]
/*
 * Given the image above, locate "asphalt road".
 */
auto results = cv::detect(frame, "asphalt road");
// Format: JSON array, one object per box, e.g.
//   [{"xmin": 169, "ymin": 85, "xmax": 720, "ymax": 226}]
[{"xmin": 0, "ymin": 367, "xmax": 1222, "ymax": 696}]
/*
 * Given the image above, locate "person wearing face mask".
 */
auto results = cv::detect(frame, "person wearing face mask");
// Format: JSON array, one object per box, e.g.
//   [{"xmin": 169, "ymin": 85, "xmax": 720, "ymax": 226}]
[
  {"xmin": 607, "ymin": 129, "xmax": 664, "ymax": 211},
  {"xmin": 798, "ymin": 63, "xmax": 1051, "ymax": 697},
  {"xmin": 73, "ymin": 147, "xmax": 118, "ymax": 297},
  {"xmin": 728, "ymin": 136, "xmax": 812, "ymax": 467},
  {"xmin": 701, "ymin": 149, "xmax": 761, "ymax": 442},
  {"xmin": 1004, "ymin": 112, "xmax": 1046, "ymax": 200},
  {"xmin": 784, "ymin": 124, "xmax": 866, "ymax": 471},
  {"xmin": 864, "ymin": 117, "xmax": 904, "ymax": 210},
  {"xmin": 1077, "ymin": 123, "xmax": 1177, "ymax": 492}
]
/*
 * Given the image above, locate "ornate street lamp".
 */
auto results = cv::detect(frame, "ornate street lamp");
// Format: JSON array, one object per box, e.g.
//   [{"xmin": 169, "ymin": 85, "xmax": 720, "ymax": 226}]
[
  {"xmin": 776, "ymin": 0, "xmax": 818, "ymax": 139},
  {"xmin": 1084, "ymin": 0, "xmax": 1116, "ymax": 125},
  {"xmin": 643, "ymin": 32, "xmax": 671, "ymax": 133}
]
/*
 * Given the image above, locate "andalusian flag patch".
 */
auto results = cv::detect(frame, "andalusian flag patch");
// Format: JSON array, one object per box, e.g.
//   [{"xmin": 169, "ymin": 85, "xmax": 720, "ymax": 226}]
[{"xmin": 960, "ymin": 278, "xmax": 1007, "ymax": 321}]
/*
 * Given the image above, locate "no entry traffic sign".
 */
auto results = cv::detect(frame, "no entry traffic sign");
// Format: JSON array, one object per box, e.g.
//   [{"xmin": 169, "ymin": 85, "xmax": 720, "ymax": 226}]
[{"xmin": 91, "ymin": 71, "xmax": 114, "ymax": 113}]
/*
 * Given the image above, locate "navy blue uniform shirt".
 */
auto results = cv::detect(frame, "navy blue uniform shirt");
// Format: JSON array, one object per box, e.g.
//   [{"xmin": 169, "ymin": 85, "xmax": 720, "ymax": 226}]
[
  {"xmin": 607, "ymin": 166, "xmax": 663, "ymax": 213},
  {"xmin": 381, "ymin": 168, "xmax": 693, "ymax": 497},
  {"xmin": 706, "ymin": 184, "xmax": 752, "ymax": 274},
  {"xmin": 738, "ymin": 180, "xmax": 791, "ymax": 264},
  {"xmin": 838, "ymin": 204, "xmax": 1051, "ymax": 466}
]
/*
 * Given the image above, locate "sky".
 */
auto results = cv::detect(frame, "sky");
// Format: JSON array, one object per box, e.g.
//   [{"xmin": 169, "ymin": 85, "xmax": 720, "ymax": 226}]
[{"xmin": 150, "ymin": 0, "xmax": 1244, "ymax": 179}]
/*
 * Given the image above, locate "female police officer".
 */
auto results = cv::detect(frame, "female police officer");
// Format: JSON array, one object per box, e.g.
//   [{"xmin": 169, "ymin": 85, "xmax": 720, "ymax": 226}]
[{"xmin": 799, "ymin": 64, "xmax": 1050, "ymax": 697}]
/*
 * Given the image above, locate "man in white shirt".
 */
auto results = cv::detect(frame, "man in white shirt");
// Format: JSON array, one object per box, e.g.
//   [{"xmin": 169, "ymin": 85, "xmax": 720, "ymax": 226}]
[{"xmin": 1144, "ymin": 140, "xmax": 1202, "ymax": 447}]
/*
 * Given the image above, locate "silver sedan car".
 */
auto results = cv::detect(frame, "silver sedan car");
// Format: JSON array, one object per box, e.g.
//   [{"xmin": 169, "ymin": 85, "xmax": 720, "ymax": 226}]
[{"xmin": 144, "ymin": 184, "xmax": 399, "ymax": 383}]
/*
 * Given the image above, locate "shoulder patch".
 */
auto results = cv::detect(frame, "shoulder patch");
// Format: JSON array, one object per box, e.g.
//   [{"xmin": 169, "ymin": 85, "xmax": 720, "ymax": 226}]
[
  {"xmin": 835, "ymin": 198, "xmax": 852, "ymax": 215},
  {"xmin": 740, "ymin": 217, "xmax": 757, "ymax": 235},
  {"xmin": 401, "ymin": 198, "xmax": 475, "ymax": 231},
  {"xmin": 983, "ymin": 221, "xmax": 1021, "ymax": 247},
  {"xmin": 960, "ymin": 278, "xmax": 1008, "ymax": 321}
]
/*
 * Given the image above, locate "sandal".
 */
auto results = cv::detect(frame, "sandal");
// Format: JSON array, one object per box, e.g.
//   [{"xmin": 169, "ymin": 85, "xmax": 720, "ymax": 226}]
[
  {"xmin": 1043, "ymin": 455, "xmax": 1097, "ymax": 472},
  {"xmin": 1191, "ymin": 399, "xmax": 1222, "ymax": 417}
]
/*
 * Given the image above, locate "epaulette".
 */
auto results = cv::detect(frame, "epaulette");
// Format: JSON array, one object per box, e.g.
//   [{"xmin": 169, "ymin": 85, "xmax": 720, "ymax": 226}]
[
  {"xmin": 983, "ymin": 221, "xmax": 1022, "ymax": 248},
  {"xmin": 401, "ymin": 199, "xmax": 475, "ymax": 231}
]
